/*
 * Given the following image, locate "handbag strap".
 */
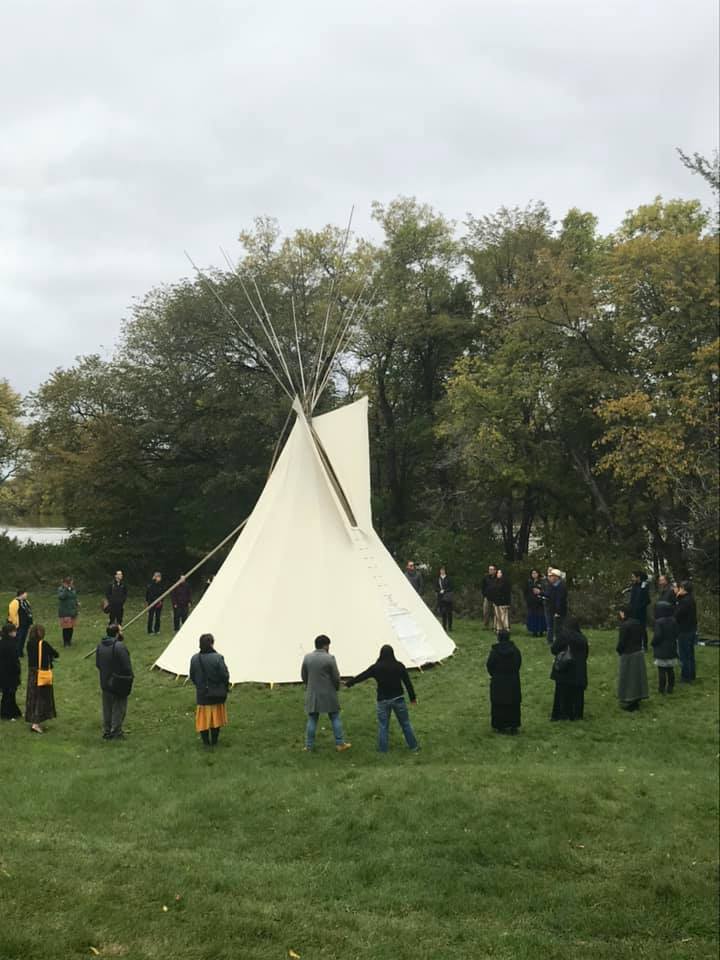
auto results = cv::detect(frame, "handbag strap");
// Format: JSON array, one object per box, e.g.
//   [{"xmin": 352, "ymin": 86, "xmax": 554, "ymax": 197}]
[{"xmin": 38, "ymin": 638, "xmax": 42, "ymax": 669}]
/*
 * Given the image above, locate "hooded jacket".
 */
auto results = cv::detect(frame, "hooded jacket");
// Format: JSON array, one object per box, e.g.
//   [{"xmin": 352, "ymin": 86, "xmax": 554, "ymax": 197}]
[{"xmin": 95, "ymin": 636, "xmax": 133, "ymax": 693}]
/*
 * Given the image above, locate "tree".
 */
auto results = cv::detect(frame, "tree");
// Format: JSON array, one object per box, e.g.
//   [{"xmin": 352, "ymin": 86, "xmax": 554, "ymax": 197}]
[{"xmin": 0, "ymin": 380, "xmax": 25, "ymax": 486}]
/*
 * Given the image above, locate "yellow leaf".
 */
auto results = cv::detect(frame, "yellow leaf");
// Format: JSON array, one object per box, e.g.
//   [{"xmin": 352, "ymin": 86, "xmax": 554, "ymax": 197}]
[
  {"xmin": 89, "ymin": 949, "xmax": 100, "ymax": 957},
  {"xmin": 289, "ymin": 951, "xmax": 301, "ymax": 959}
]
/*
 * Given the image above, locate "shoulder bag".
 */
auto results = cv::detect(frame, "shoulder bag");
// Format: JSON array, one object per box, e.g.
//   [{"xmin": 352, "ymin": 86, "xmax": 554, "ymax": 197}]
[
  {"xmin": 554, "ymin": 644, "xmax": 574, "ymax": 674},
  {"xmin": 36, "ymin": 640, "xmax": 54, "ymax": 687}
]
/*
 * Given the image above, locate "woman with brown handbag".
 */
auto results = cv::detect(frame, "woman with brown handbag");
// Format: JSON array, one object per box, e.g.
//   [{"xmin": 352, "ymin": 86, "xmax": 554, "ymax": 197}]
[{"xmin": 25, "ymin": 625, "xmax": 58, "ymax": 733}]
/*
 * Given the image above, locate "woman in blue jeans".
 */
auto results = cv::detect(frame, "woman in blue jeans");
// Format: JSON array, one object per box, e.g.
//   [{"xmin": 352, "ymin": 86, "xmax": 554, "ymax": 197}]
[{"xmin": 345, "ymin": 645, "xmax": 419, "ymax": 752}]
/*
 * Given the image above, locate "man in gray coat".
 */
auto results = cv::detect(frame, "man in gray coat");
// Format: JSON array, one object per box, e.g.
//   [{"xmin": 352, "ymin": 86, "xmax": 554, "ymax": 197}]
[
  {"xmin": 95, "ymin": 623, "xmax": 134, "ymax": 740},
  {"xmin": 301, "ymin": 635, "xmax": 351, "ymax": 752}
]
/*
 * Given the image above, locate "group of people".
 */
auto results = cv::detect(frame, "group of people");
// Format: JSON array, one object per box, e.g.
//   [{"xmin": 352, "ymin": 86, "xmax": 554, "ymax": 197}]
[
  {"xmin": 0, "ymin": 561, "xmax": 702, "ymax": 749},
  {"xmin": 104, "ymin": 569, "xmax": 193, "ymax": 633},
  {"xmin": 483, "ymin": 572, "xmax": 700, "ymax": 734}
]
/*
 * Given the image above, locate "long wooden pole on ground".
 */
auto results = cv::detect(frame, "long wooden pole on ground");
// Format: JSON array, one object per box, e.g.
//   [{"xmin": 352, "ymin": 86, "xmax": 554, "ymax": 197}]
[{"xmin": 82, "ymin": 515, "xmax": 250, "ymax": 660}]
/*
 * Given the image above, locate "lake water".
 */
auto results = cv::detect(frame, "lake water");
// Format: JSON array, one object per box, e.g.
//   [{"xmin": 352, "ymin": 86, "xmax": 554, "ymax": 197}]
[{"xmin": 0, "ymin": 524, "xmax": 73, "ymax": 545}]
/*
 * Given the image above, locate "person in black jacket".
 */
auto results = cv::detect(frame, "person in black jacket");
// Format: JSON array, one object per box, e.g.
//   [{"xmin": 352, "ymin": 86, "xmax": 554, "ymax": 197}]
[
  {"xmin": 616, "ymin": 606, "xmax": 648, "ymax": 711},
  {"xmin": 171, "ymin": 575, "xmax": 192, "ymax": 632},
  {"xmin": 481, "ymin": 565, "xmax": 497, "ymax": 628},
  {"xmin": 24, "ymin": 624, "xmax": 58, "ymax": 733},
  {"xmin": 526, "ymin": 569, "xmax": 547, "ymax": 638},
  {"xmin": 95, "ymin": 624, "xmax": 134, "ymax": 740},
  {"xmin": 674, "ymin": 581, "xmax": 698, "ymax": 683},
  {"xmin": 628, "ymin": 570, "xmax": 651, "ymax": 648},
  {"xmin": 0, "ymin": 622, "xmax": 22, "ymax": 721},
  {"xmin": 550, "ymin": 618, "xmax": 589, "ymax": 721},
  {"xmin": 105, "ymin": 570, "xmax": 128, "ymax": 625},
  {"xmin": 436, "ymin": 566, "xmax": 453, "ymax": 633},
  {"xmin": 189, "ymin": 634, "xmax": 230, "ymax": 747},
  {"xmin": 545, "ymin": 568, "xmax": 568, "ymax": 644},
  {"xmin": 491, "ymin": 569, "xmax": 512, "ymax": 633},
  {"xmin": 486, "ymin": 630, "xmax": 522, "ymax": 734},
  {"xmin": 346, "ymin": 645, "xmax": 419, "ymax": 752},
  {"xmin": 145, "ymin": 572, "xmax": 164, "ymax": 634},
  {"xmin": 652, "ymin": 601, "xmax": 679, "ymax": 694}
]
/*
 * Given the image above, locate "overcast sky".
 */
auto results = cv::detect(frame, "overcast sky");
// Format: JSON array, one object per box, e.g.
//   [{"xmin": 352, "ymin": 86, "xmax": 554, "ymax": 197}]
[{"xmin": 1, "ymin": 0, "xmax": 717, "ymax": 394}]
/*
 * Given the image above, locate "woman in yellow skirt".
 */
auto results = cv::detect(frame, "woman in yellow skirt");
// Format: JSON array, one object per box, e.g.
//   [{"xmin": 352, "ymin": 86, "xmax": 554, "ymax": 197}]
[{"xmin": 189, "ymin": 633, "xmax": 230, "ymax": 747}]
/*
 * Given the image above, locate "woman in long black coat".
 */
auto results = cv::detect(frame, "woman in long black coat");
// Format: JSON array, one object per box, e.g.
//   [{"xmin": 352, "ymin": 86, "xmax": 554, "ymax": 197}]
[
  {"xmin": 0, "ymin": 622, "xmax": 22, "ymax": 721},
  {"xmin": 616, "ymin": 605, "xmax": 649, "ymax": 711},
  {"xmin": 550, "ymin": 617, "xmax": 589, "ymax": 721},
  {"xmin": 486, "ymin": 630, "xmax": 522, "ymax": 734}
]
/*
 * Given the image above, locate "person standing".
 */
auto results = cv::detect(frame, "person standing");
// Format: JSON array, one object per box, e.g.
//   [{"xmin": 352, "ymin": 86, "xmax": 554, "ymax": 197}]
[
  {"xmin": 404, "ymin": 561, "xmax": 423, "ymax": 595},
  {"xmin": 486, "ymin": 629, "xmax": 522, "ymax": 734},
  {"xmin": 491, "ymin": 568, "xmax": 511, "ymax": 633},
  {"xmin": 481, "ymin": 564, "xmax": 497, "ymax": 628},
  {"xmin": 8, "ymin": 589, "xmax": 33, "ymax": 658},
  {"xmin": 656, "ymin": 574, "xmax": 676, "ymax": 606},
  {"xmin": 549, "ymin": 618, "xmax": 589, "ymax": 721},
  {"xmin": 105, "ymin": 571, "xmax": 128, "ymax": 625},
  {"xmin": 345, "ymin": 645, "xmax": 419, "ymax": 752},
  {"xmin": 95, "ymin": 624, "xmax": 134, "ymax": 740},
  {"xmin": 436, "ymin": 566, "xmax": 453, "ymax": 633},
  {"xmin": 301, "ymin": 635, "xmax": 351, "ymax": 752},
  {"xmin": 546, "ymin": 569, "xmax": 568, "ymax": 644},
  {"xmin": 652, "ymin": 601, "xmax": 679, "ymax": 695},
  {"xmin": 189, "ymin": 634, "xmax": 230, "ymax": 747},
  {"xmin": 628, "ymin": 570, "xmax": 651, "ymax": 648},
  {"xmin": 525, "ymin": 569, "xmax": 547, "ymax": 638},
  {"xmin": 171, "ymin": 575, "xmax": 192, "ymax": 632},
  {"xmin": 24, "ymin": 625, "xmax": 58, "ymax": 734},
  {"xmin": 616, "ymin": 605, "xmax": 649, "ymax": 712},
  {"xmin": 674, "ymin": 581, "xmax": 698, "ymax": 684},
  {"xmin": 57, "ymin": 576, "xmax": 79, "ymax": 647},
  {"xmin": 145, "ymin": 572, "xmax": 164, "ymax": 634},
  {"xmin": 0, "ymin": 622, "xmax": 22, "ymax": 721}
]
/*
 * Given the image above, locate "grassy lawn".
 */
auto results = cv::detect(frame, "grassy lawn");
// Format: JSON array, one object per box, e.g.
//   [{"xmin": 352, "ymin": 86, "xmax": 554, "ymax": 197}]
[{"xmin": 0, "ymin": 592, "xmax": 717, "ymax": 960}]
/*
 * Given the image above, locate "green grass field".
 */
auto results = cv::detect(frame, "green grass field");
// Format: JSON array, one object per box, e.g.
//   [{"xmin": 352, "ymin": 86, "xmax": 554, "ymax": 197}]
[{"xmin": 0, "ymin": 593, "xmax": 717, "ymax": 960}]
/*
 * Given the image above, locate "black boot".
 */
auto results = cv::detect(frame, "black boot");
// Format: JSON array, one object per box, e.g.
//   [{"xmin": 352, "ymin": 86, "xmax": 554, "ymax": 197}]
[
  {"xmin": 200, "ymin": 730, "xmax": 210, "ymax": 747},
  {"xmin": 210, "ymin": 727, "xmax": 220, "ymax": 746}
]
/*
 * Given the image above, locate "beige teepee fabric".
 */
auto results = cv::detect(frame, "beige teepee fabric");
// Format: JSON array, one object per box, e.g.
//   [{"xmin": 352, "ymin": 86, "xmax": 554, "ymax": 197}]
[{"xmin": 154, "ymin": 396, "xmax": 455, "ymax": 683}]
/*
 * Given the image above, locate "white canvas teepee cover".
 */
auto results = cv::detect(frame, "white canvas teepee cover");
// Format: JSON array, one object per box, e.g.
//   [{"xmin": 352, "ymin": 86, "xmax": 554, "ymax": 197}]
[{"xmin": 154, "ymin": 396, "xmax": 455, "ymax": 683}]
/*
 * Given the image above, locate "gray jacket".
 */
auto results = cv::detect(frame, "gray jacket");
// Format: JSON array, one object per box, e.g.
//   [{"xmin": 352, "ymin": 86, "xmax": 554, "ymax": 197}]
[
  {"xmin": 301, "ymin": 649, "xmax": 341, "ymax": 714},
  {"xmin": 96, "ymin": 637, "xmax": 133, "ymax": 693}
]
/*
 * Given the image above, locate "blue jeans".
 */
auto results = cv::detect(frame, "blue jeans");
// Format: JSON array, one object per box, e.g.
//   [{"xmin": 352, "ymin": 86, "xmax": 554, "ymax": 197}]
[
  {"xmin": 677, "ymin": 632, "xmax": 697, "ymax": 682},
  {"xmin": 376, "ymin": 697, "xmax": 418, "ymax": 752},
  {"xmin": 305, "ymin": 711, "xmax": 345, "ymax": 749}
]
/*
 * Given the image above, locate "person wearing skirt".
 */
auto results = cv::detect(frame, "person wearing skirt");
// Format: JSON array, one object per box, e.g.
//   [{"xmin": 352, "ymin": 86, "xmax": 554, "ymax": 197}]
[
  {"xmin": 616, "ymin": 606, "xmax": 649, "ymax": 711},
  {"xmin": 0, "ymin": 622, "xmax": 22, "ymax": 720},
  {"xmin": 486, "ymin": 630, "xmax": 522, "ymax": 734},
  {"xmin": 24, "ymin": 624, "xmax": 58, "ymax": 733},
  {"xmin": 652, "ymin": 600, "xmax": 679, "ymax": 694},
  {"xmin": 550, "ymin": 618, "xmax": 589, "ymax": 721},
  {"xmin": 189, "ymin": 633, "xmax": 230, "ymax": 747},
  {"xmin": 57, "ymin": 576, "xmax": 79, "ymax": 647}
]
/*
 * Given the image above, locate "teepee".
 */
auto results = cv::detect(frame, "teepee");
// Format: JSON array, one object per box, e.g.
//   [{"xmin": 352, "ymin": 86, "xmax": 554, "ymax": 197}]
[
  {"xmin": 154, "ymin": 395, "xmax": 455, "ymax": 683},
  {"xmin": 152, "ymin": 241, "xmax": 455, "ymax": 683}
]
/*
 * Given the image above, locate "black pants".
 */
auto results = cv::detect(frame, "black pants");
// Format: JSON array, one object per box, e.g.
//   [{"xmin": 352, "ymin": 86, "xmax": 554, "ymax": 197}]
[
  {"xmin": 147, "ymin": 607, "xmax": 161, "ymax": 634},
  {"xmin": 173, "ymin": 606, "xmax": 189, "ymax": 632},
  {"xmin": 658, "ymin": 666, "xmax": 675, "ymax": 693},
  {"xmin": 15, "ymin": 625, "xmax": 30, "ymax": 658},
  {"xmin": 439, "ymin": 601, "xmax": 453, "ymax": 632},
  {"xmin": 1, "ymin": 686, "xmax": 21, "ymax": 720},
  {"xmin": 108, "ymin": 605, "xmax": 124, "ymax": 625}
]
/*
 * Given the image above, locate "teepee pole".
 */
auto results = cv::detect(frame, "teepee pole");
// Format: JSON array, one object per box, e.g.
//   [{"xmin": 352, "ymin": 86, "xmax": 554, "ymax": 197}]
[
  {"xmin": 81, "ymin": 515, "xmax": 250, "ymax": 659},
  {"xmin": 185, "ymin": 253, "xmax": 295, "ymax": 402}
]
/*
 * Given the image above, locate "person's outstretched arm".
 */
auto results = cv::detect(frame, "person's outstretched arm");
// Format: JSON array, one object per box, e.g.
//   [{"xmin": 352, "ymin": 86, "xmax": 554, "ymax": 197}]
[{"xmin": 345, "ymin": 665, "xmax": 375, "ymax": 689}]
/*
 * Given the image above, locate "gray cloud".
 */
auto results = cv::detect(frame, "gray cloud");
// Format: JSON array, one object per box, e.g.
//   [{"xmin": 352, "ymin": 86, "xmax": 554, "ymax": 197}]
[{"xmin": 1, "ymin": 0, "xmax": 717, "ymax": 393}]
